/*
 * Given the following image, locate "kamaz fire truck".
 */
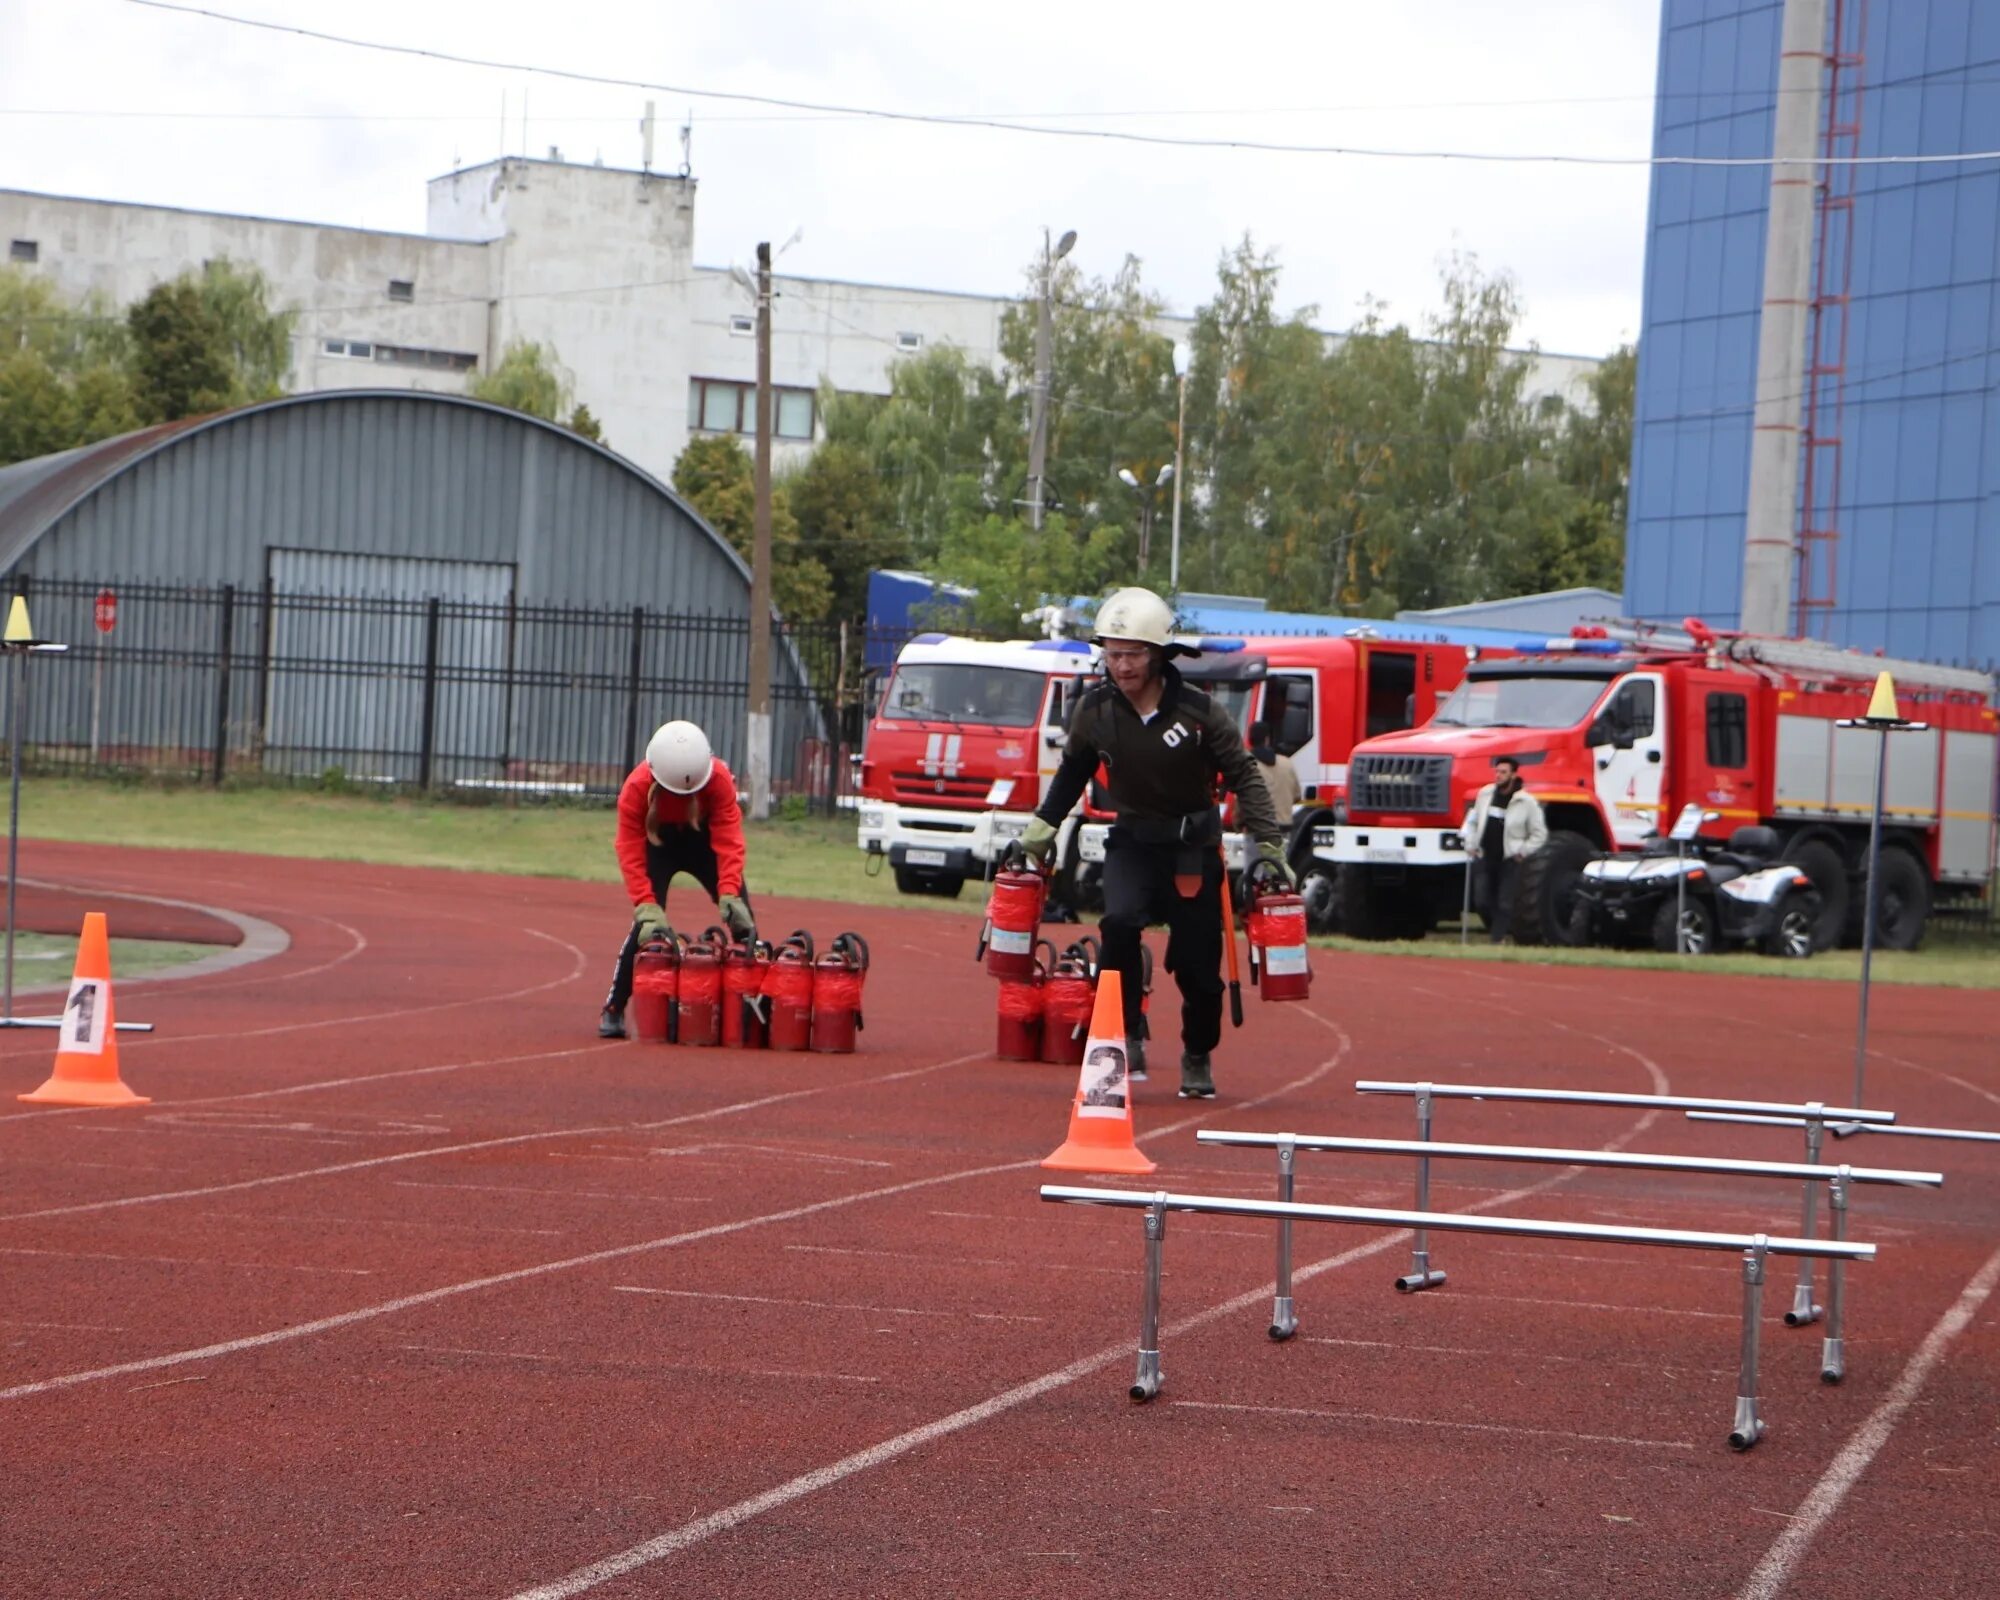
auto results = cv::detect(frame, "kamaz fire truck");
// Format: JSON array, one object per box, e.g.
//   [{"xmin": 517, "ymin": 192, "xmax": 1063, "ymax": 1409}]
[{"xmin": 1313, "ymin": 620, "xmax": 1998, "ymax": 947}]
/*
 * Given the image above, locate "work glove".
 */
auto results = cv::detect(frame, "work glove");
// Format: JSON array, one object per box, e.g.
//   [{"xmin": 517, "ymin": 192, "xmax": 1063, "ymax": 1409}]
[
  {"xmin": 1256, "ymin": 839, "xmax": 1298, "ymax": 889},
  {"xmin": 1021, "ymin": 816, "xmax": 1058, "ymax": 868},
  {"xmin": 632, "ymin": 901, "xmax": 671, "ymax": 944},
  {"xmin": 719, "ymin": 894, "xmax": 756, "ymax": 941}
]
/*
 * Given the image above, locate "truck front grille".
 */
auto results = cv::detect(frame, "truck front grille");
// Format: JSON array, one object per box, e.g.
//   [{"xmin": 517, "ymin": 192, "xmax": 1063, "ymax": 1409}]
[{"xmin": 1349, "ymin": 753, "xmax": 1453, "ymax": 816}]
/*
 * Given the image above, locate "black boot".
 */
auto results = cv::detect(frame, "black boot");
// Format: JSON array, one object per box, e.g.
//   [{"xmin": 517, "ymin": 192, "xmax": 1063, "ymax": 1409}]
[
  {"xmin": 1178, "ymin": 1052, "xmax": 1215, "ymax": 1099},
  {"xmin": 598, "ymin": 1006, "xmax": 627, "ymax": 1040},
  {"xmin": 1129, "ymin": 1037, "xmax": 1147, "ymax": 1082}
]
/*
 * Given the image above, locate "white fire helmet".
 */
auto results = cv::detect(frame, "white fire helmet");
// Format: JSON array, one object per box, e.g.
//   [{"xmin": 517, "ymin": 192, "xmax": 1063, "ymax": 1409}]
[
  {"xmin": 1091, "ymin": 586, "xmax": 1186, "ymax": 653},
  {"xmin": 646, "ymin": 720, "xmax": 714, "ymax": 794}
]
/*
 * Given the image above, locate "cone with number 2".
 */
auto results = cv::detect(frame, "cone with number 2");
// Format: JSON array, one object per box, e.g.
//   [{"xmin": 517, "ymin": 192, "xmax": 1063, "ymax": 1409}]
[
  {"xmin": 1041, "ymin": 968, "xmax": 1154, "ymax": 1175},
  {"xmin": 18, "ymin": 913, "xmax": 148, "ymax": 1107}
]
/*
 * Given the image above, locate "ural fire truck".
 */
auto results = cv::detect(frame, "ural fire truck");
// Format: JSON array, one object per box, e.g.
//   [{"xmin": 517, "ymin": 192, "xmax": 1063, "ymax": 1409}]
[{"xmin": 1315, "ymin": 620, "xmax": 1998, "ymax": 947}]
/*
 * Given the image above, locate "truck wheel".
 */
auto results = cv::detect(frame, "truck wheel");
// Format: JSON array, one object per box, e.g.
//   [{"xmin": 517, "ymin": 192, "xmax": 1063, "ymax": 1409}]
[
  {"xmin": 1653, "ymin": 896, "xmax": 1714, "ymax": 955},
  {"xmin": 1389, "ymin": 896, "xmax": 1435, "ymax": 941},
  {"xmin": 1512, "ymin": 830, "xmax": 1595, "ymax": 947},
  {"xmin": 1298, "ymin": 866, "xmax": 1337, "ymax": 934},
  {"xmin": 1329, "ymin": 863, "xmax": 1397, "ymax": 941},
  {"xmin": 1782, "ymin": 839, "xmax": 1850, "ymax": 950},
  {"xmin": 1861, "ymin": 847, "xmax": 1929, "ymax": 951}
]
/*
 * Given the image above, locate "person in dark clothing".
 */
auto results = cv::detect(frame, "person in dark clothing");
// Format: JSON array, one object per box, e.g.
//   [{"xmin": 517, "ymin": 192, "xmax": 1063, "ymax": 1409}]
[
  {"xmin": 1022, "ymin": 587, "xmax": 1290, "ymax": 1099},
  {"xmin": 1461, "ymin": 755, "xmax": 1548, "ymax": 944}
]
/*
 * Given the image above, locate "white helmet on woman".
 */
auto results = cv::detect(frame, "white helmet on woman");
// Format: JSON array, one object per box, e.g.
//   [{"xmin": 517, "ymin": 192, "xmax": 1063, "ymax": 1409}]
[
  {"xmin": 646, "ymin": 720, "xmax": 714, "ymax": 794},
  {"xmin": 1092, "ymin": 586, "xmax": 1193, "ymax": 655}
]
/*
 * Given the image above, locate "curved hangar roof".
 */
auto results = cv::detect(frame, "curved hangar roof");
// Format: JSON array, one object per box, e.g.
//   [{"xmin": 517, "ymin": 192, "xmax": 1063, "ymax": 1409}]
[{"xmin": 0, "ymin": 389, "xmax": 752, "ymax": 607}]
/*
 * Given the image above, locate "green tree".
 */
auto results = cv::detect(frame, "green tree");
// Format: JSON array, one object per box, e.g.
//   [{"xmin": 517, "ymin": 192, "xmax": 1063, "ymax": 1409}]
[
  {"xmin": 192, "ymin": 259, "xmax": 294, "ymax": 401},
  {"xmin": 125, "ymin": 279, "xmax": 236, "ymax": 423},
  {"xmin": 785, "ymin": 438, "xmax": 897, "ymax": 622},
  {"xmin": 565, "ymin": 402, "xmax": 605, "ymax": 444},
  {"xmin": 671, "ymin": 434, "xmax": 832, "ymax": 623},
  {"xmin": 0, "ymin": 267, "xmax": 140, "ymax": 466},
  {"xmin": 468, "ymin": 340, "xmax": 570, "ymax": 420}
]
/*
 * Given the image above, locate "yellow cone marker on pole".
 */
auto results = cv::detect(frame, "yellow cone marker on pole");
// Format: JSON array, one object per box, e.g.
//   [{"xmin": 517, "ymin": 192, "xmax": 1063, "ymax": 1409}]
[
  {"xmin": 3, "ymin": 596, "xmax": 34, "ymax": 646},
  {"xmin": 1864, "ymin": 670, "xmax": 1899, "ymax": 723}
]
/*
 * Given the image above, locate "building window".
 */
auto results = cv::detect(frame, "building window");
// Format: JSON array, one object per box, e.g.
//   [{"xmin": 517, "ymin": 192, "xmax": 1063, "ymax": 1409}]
[
  {"xmin": 9, "ymin": 240, "xmax": 38, "ymax": 263},
  {"xmin": 366, "ymin": 341, "xmax": 476, "ymax": 372},
  {"xmin": 688, "ymin": 377, "xmax": 818, "ymax": 441},
  {"xmin": 1706, "ymin": 692, "xmax": 1749, "ymax": 769},
  {"xmin": 387, "ymin": 279, "xmax": 415, "ymax": 302},
  {"xmin": 729, "ymin": 314, "xmax": 754, "ymax": 337},
  {"xmin": 896, "ymin": 331, "xmax": 922, "ymax": 352}
]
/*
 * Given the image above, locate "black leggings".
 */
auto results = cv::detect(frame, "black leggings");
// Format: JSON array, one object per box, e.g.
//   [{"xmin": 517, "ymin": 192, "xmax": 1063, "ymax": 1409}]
[
  {"xmin": 1097, "ymin": 837, "xmax": 1225, "ymax": 1057},
  {"xmin": 602, "ymin": 831, "xmax": 751, "ymax": 1010}
]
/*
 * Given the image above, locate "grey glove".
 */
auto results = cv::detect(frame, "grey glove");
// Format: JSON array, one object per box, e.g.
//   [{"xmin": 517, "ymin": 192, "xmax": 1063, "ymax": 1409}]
[
  {"xmin": 1256, "ymin": 839, "xmax": 1298, "ymax": 889},
  {"xmin": 1021, "ymin": 816, "xmax": 1058, "ymax": 867},
  {"xmin": 633, "ymin": 901, "xmax": 671, "ymax": 943},
  {"xmin": 719, "ymin": 894, "xmax": 755, "ymax": 940}
]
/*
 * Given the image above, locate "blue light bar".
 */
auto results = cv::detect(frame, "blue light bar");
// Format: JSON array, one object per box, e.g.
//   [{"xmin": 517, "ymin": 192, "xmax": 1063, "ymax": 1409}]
[
  {"xmin": 1028, "ymin": 638, "xmax": 1094, "ymax": 653},
  {"xmin": 1514, "ymin": 637, "xmax": 1624, "ymax": 655},
  {"xmin": 1192, "ymin": 637, "xmax": 1246, "ymax": 652},
  {"xmin": 911, "ymin": 632, "xmax": 948, "ymax": 645}
]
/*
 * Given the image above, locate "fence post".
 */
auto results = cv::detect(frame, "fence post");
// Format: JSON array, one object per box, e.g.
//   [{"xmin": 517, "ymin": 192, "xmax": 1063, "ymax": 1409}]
[
  {"xmin": 211, "ymin": 583, "xmax": 235, "ymax": 786},
  {"xmin": 418, "ymin": 596, "xmax": 442, "ymax": 791},
  {"xmin": 623, "ymin": 604, "xmax": 646, "ymax": 771}
]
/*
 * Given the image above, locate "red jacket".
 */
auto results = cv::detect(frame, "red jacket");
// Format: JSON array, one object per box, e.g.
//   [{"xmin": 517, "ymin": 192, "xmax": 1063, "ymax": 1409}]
[{"xmin": 614, "ymin": 758, "xmax": 747, "ymax": 901}]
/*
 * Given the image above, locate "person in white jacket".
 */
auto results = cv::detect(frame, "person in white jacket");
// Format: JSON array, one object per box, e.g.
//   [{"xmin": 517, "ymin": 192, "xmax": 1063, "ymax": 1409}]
[{"xmin": 1462, "ymin": 756, "xmax": 1548, "ymax": 943}]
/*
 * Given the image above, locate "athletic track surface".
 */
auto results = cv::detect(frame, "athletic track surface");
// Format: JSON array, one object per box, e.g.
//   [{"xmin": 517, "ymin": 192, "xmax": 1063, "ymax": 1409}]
[{"xmin": 1, "ymin": 840, "xmax": 1995, "ymax": 1599}]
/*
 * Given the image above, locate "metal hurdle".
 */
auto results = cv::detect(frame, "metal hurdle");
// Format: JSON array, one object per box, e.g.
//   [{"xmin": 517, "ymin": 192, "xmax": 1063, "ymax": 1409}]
[
  {"xmin": 1690, "ymin": 1110, "xmax": 2000, "ymax": 1147},
  {"xmin": 1196, "ymin": 1130, "xmax": 1940, "ymax": 1382},
  {"xmin": 1041, "ymin": 1184, "xmax": 1875, "ymax": 1450},
  {"xmin": 1355, "ymin": 1081, "xmax": 1898, "ymax": 1326}
]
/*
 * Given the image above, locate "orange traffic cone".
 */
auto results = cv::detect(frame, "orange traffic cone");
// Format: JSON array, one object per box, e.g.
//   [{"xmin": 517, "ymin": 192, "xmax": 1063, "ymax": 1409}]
[
  {"xmin": 1041, "ymin": 968, "xmax": 1155, "ymax": 1175},
  {"xmin": 18, "ymin": 912, "xmax": 149, "ymax": 1107}
]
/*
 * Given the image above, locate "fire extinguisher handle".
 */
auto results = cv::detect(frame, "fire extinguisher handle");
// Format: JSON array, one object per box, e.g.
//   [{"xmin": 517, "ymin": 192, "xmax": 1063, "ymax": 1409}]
[{"xmin": 975, "ymin": 920, "xmax": 990, "ymax": 961}]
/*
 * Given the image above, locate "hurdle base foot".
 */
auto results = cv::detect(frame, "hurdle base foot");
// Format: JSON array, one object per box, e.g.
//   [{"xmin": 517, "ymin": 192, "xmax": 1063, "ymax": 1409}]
[
  {"xmin": 1129, "ymin": 1350, "xmax": 1162, "ymax": 1403},
  {"xmin": 1728, "ymin": 1397, "xmax": 1766, "ymax": 1452},
  {"xmin": 1820, "ymin": 1338, "xmax": 1845, "ymax": 1385},
  {"xmin": 1785, "ymin": 1286, "xmax": 1823, "ymax": 1328},
  {"xmin": 1395, "ymin": 1269, "xmax": 1447, "ymax": 1294},
  {"xmin": 1269, "ymin": 1297, "xmax": 1298, "ymax": 1342}
]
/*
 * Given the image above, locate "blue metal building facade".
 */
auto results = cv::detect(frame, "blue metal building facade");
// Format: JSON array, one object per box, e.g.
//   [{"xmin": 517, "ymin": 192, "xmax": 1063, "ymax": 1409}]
[{"xmin": 1628, "ymin": 0, "xmax": 2000, "ymax": 666}]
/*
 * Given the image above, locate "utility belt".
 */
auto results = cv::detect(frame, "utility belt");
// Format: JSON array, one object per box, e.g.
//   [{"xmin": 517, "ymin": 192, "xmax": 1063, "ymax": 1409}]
[{"xmin": 1108, "ymin": 806, "xmax": 1221, "ymax": 898}]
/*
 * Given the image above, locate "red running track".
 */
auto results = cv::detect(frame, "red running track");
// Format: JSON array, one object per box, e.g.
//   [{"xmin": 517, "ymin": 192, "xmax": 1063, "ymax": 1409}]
[{"xmin": 0, "ymin": 839, "xmax": 1995, "ymax": 1599}]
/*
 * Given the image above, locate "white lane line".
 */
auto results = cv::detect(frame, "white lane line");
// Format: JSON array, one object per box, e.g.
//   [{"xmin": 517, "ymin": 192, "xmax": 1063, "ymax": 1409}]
[
  {"xmin": 651, "ymin": 1143, "xmax": 893, "ymax": 1168},
  {"xmin": 1173, "ymin": 1399, "xmax": 1695, "ymax": 1453},
  {"xmin": 1735, "ymin": 1241, "xmax": 2000, "ymax": 1600},
  {"xmin": 393, "ymin": 1182, "xmax": 715, "ymax": 1206},
  {"xmin": 502, "ymin": 1011, "xmax": 1681, "ymax": 1599},
  {"xmin": 0, "ymin": 1054, "xmax": 982, "ymax": 1223},
  {"xmin": 611, "ymin": 1286, "xmax": 1044, "ymax": 1324},
  {"xmin": 1430, "ymin": 1292, "xmax": 1735, "ymax": 1321},
  {"xmin": 0, "ymin": 1246, "xmax": 373, "ymax": 1277},
  {"xmin": 1302, "ymin": 1335, "xmax": 1727, "ymax": 1375},
  {"xmin": 0, "ymin": 1317, "xmax": 126, "ymax": 1332},
  {"xmin": 782, "ymin": 1244, "xmax": 1128, "ymax": 1276},
  {"xmin": 397, "ymin": 1342, "xmax": 882, "ymax": 1386}
]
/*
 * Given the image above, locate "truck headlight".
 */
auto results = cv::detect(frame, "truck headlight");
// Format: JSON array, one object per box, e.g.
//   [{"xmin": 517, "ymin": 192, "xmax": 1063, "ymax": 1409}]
[
  {"xmin": 991, "ymin": 815, "xmax": 1028, "ymax": 840},
  {"xmin": 858, "ymin": 806, "xmax": 885, "ymax": 832},
  {"xmin": 1442, "ymin": 832, "xmax": 1463, "ymax": 853}
]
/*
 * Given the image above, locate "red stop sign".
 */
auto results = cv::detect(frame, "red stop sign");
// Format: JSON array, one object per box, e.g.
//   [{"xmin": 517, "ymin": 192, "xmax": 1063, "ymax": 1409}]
[{"xmin": 94, "ymin": 589, "xmax": 117, "ymax": 635}]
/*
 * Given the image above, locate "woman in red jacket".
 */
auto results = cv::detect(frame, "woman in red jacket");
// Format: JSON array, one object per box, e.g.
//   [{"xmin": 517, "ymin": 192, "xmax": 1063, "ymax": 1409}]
[{"xmin": 598, "ymin": 720, "xmax": 755, "ymax": 1038}]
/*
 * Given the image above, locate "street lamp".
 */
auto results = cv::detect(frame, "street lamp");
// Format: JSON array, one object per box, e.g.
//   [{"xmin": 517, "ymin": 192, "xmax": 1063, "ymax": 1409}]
[
  {"xmin": 1116, "ymin": 463, "xmax": 1175, "ymax": 569},
  {"xmin": 1170, "ymin": 341, "xmax": 1190, "ymax": 593},
  {"xmin": 1027, "ymin": 227, "xmax": 1077, "ymax": 531}
]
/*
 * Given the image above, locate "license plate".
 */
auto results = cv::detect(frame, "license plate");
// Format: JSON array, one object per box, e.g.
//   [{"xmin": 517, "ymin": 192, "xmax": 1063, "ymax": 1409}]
[
  {"xmin": 906, "ymin": 848, "xmax": 947, "ymax": 867},
  {"xmin": 1365, "ymin": 847, "xmax": 1407, "ymax": 863}
]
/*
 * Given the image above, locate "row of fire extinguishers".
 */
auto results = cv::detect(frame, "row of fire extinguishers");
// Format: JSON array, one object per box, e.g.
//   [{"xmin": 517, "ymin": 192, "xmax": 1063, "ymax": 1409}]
[
  {"xmin": 629, "ymin": 927, "xmax": 870, "ymax": 1053},
  {"xmin": 976, "ymin": 847, "xmax": 1313, "ymax": 1062}
]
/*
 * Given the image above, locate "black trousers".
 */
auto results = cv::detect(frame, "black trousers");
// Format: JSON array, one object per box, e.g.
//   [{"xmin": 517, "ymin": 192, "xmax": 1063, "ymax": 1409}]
[
  {"xmin": 603, "ymin": 831, "xmax": 750, "ymax": 1010},
  {"xmin": 1098, "ymin": 834, "xmax": 1225, "ymax": 1058},
  {"xmin": 1478, "ymin": 854, "xmax": 1520, "ymax": 942}
]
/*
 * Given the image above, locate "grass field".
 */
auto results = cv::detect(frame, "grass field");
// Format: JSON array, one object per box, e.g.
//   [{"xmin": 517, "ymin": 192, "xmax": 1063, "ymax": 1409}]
[
  {"xmin": 20, "ymin": 774, "xmax": 1999, "ymax": 987},
  {"xmin": 6, "ymin": 930, "xmax": 218, "ymax": 985}
]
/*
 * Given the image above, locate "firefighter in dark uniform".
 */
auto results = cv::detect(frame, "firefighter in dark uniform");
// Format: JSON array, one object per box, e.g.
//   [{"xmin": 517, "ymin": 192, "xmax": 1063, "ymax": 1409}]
[{"xmin": 1021, "ymin": 587, "xmax": 1292, "ymax": 1099}]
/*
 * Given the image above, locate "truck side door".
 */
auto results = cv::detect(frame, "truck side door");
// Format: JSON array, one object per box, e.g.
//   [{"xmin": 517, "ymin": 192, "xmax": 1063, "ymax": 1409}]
[{"xmin": 1589, "ymin": 672, "xmax": 1669, "ymax": 847}]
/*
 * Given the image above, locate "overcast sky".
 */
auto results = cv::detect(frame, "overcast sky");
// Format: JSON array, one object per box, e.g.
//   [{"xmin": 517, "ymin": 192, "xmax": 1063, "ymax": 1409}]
[{"xmin": 3, "ymin": 0, "xmax": 1662, "ymax": 356}]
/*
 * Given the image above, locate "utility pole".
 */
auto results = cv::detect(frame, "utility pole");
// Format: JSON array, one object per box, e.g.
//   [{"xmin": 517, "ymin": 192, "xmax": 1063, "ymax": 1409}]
[
  {"xmin": 1026, "ymin": 227, "xmax": 1076, "ymax": 531},
  {"xmin": 1170, "ymin": 341, "xmax": 1189, "ymax": 592},
  {"xmin": 1740, "ymin": 0, "xmax": 1827, "ymax": 636},
  {"xmin": 746, "ymin": 240, "xmax": 774, "ymax": 821}
]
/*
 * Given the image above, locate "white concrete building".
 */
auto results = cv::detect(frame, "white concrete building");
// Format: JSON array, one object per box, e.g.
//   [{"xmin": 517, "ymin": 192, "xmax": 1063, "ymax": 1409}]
[{"xmin": 2, "ymin": 157, "xmax": 1599, "ymax": 484}]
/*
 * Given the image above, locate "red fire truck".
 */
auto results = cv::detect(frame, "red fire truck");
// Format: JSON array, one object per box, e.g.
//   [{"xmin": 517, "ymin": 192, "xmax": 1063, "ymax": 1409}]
[{"xmin": 1315, "ymin": 620, "xmax": 1998, "ymax": 947}]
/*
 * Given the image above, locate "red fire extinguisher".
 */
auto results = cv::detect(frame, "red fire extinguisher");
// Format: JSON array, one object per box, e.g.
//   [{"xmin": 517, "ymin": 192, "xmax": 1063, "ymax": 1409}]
[
  {"xmin": 978, "ymin": 848, "xmax": 1048, "ymax": 979},
  {"xmin": 995, "ymin": 937, "xmax": 1057, "ymax": 1061},
  {"xmin": 1245, "ymin": 860, "xmax": 1312, "ymax": 1003},
  {"xmin": 810, "ymin": 932, "xmax": 869, "ymax": 1054},
  {"xmin": 1040, "ymin": 937, "xmax": 1099, "ymax": 1067},
  {"xmin": 765, "ymin": 931, "xmax": 816, "ymax": 1052},
  {"xmin": 722, "ymin": 936, "xmax": 772, "ymax": 1049},
  {"xmin": 676, "ymin": 927, "xmax": 728, "ymax": 1046},
  {"xmin": 630, "ymin": 934, "xmax": 682, "ymax": 1043}
]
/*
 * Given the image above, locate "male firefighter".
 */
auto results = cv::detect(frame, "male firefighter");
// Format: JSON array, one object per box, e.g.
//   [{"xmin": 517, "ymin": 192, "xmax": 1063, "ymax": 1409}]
[
  {"xmin": 1020, "ymin": 587, "xmax": 1291, "ymax": 1098},
  {"xmin": 598, "ymin": 720, "xmax": 756, "ymax": 1039}
]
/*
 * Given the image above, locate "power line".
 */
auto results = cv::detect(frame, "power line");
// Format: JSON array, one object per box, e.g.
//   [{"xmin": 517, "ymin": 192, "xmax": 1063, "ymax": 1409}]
[{"xmin": 120, "ymin": 1, "xmax": 2000, "ymax": 170}]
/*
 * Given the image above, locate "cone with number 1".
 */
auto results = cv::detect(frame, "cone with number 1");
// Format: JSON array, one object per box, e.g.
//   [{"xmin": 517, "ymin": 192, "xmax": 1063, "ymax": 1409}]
[
  {"xmin": 1041, "ymin": 968, "xmax": 1154, "ymax": 1175},
  {"xmin": 18, "ymin": 913, "xmax": 148, "ymax": 1107}
]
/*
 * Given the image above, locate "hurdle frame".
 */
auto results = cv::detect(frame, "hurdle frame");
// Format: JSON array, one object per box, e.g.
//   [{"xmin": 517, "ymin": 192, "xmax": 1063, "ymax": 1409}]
[
  {"xmin": 1355, "ymin": 1080, "xmax": 1897, "ymax": 1326},
  {"xmin": 1041, "ymin": 1184, "xmax": 1875, "ymax": 1450}
]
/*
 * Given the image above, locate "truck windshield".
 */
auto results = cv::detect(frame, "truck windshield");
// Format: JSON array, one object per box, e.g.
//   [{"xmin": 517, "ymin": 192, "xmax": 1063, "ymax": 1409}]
[
  {"xmin": 882, "ymin": 665, "xmax": 1046, "ymax": 727},
  {"xmin": 1432, "ymin": 675, "xmax": 1607, "ymax": 730}
]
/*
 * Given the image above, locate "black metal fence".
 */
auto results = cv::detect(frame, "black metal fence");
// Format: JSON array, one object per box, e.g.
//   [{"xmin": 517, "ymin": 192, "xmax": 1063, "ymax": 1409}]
[{"xmin": 4, "ymin": 577, "xmax": 926, "ymax": 813}]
